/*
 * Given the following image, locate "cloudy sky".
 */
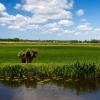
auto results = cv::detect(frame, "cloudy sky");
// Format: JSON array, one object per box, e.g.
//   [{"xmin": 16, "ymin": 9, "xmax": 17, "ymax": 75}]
[{"xmin": 0, "ymin": 0, "xmax": 100, "ymax": 40}]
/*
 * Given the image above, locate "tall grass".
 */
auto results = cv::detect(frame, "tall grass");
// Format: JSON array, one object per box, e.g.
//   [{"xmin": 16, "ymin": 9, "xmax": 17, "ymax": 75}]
[{"xmin": 0, "ymin": 62, "xmax": 98, "ymax": 79}]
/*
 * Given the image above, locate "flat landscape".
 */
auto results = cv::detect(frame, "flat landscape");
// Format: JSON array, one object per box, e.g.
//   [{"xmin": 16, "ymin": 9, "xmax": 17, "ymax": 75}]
[
  {"xmin": 0, "ymin": 41, "xmax": 98, "ymax": 81},
  {"xmin": 1, "ymin": 42, "xmax": 100, "ymax": 64},
  {"xmin": 0, "ymin": 0, "xmax": 100, "ymax": 100}
]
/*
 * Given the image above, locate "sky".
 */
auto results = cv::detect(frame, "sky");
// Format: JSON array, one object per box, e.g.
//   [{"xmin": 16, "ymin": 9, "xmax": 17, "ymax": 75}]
[{"xmin": 0, "ymin": 0, "xmax": 100, "ymax": 40}]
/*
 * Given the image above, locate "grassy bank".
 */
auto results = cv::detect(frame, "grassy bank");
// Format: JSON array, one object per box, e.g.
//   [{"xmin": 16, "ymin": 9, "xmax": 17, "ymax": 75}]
[{"xmin": 0, "ymin": 62, "xmax": 99, "ymax": 79}]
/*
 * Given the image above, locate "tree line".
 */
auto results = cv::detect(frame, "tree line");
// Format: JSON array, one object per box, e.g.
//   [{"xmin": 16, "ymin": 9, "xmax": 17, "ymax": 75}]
[{"xmin": 0, "ymin": 38, "xmax": 100, "ymax": 43}]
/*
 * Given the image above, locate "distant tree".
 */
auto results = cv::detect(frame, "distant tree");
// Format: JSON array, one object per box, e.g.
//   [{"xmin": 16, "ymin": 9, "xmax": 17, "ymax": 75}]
[
  {"xmin": 90, "ymin": 39, "xmax": 99, "ymax": 43},
  {"xmin": 18, "ymin": 48, "xmax": 38, "ymax": 63},
  {"xmin": 14, "ymin": 38, "xmax": 20, "ymax": 41}
]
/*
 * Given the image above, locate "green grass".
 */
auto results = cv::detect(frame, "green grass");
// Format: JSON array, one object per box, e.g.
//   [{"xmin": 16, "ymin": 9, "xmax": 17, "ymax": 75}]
[
  {"xmin": 0, "ymin": 42, "xmax": 100, "ymax": 79},
  {"xmin": 0, "ymin": 62, "xmax": 98, "ymax": 79},
  {"xmin": 0, "ymin": 42, "xmax": 100, "ymax": 64}
]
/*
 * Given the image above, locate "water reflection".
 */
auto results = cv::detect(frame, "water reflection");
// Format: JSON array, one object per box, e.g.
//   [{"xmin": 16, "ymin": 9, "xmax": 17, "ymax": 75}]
[
  {"xmin": 0, "ymin": 78, "xmax": 100, "ymax": 100},
  {"xmin": 0, "ymin": 78, "xmax": 99, "ymax": 93}
]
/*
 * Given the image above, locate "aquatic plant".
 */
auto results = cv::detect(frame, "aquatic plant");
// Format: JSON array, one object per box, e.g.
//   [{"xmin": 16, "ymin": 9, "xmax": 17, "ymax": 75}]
[{"xmin": 0, "ymin": 62, "xmax": 97, "ymax": 79}]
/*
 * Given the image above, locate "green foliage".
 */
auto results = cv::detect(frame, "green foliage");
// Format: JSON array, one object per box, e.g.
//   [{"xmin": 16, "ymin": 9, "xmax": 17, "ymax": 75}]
[
  {"xmin": 0, "ymin": 62, "xmax": 98, "ymax": 79},
  {"xmin": 17, "ymin": 51, "xmax": 25, "ymax": 58},
  {"xmin": 17, "ymin": 48, "xmax": 38, "ymax": 63},
  {"xmin": 18, "ymin": 48, "xmax": 30, "ymax": 58}
]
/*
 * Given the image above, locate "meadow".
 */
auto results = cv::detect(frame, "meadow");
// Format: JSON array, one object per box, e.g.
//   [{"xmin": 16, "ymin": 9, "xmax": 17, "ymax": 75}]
[
  {"xmin": 0, "ymin": 42, "xmax": 100, "ymax": 64},
  {"xmin": 0, "ymin": 41, "xmax": 100, "ymax": 79}
]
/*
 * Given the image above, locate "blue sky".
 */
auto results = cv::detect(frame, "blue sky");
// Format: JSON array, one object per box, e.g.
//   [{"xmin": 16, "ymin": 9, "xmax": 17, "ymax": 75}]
[{"xmin": 0, "ymin": 0, "xmax": 100, "ymax": 40}]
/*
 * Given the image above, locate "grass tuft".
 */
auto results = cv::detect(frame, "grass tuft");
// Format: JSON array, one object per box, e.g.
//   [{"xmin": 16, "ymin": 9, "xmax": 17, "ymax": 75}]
[{"xmin": 0, "ymin": 62, "xmax": 98, "ymax": 79}]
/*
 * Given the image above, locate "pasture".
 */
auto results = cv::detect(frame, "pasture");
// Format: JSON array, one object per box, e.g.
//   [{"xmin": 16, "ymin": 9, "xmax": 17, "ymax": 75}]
[
  {"xmin": 0, "ymin": 42, "xmax": 100, "ymax": 79},
  {"xmin": 0, "ymin": 42, "xmax": 100, "ymax": 64}
]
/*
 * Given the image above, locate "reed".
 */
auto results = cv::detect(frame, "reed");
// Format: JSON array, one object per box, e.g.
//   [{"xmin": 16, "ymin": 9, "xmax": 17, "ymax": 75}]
[{"xmin": 0, "ymin": 62, "xmax": 98, "ymax": 79}]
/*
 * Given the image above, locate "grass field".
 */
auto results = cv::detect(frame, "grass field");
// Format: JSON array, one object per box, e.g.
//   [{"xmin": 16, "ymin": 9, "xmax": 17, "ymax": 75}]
[
  {"xmin": 0, "ymin": 42, "xmax": 100, "ymax": 79},
  {"xmin": 0, "ymin": 42, "xmax": 100, "ymax": 64}
]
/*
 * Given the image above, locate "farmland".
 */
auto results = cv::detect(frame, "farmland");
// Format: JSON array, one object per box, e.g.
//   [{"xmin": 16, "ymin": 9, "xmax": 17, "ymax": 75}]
[
  {"xmin": 0, "ymin": 42, "xmax": 100, "ymax": 79},
  {"xmin": 0, "ymin": 42, "xmax": 100, "ymax": 64}
]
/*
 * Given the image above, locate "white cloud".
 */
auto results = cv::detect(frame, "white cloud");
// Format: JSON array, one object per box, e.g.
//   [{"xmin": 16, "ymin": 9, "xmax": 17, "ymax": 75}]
[
  {"xmin": 0, "ymin": 0, "xmax": 75, "ymax": 32},
  {"xmin": 64, "ymin": 29, "xmax": 74, "ymax": 34},
  {"xmin": 58, "ymin": 19, "xmax": 73, "ymax": 26},
  {"xmin": 14, "ymin": 4, "xmax": 22, "ymax": 10},
  {"xmin": 0, "ymin": 0, "xmax": 74, "ymax": 31},
  {"xmin": 0, "ymin": 13, "xmax": 15, "ymax": 26},
  {"xmin": 15, "ymin": 0, "xmax": 74, "ymax": 21},
  {"xmin": 93, "ymin": 28, "xmax": 100, "ymax": 34},
  {"xmin": 77, "ymin": 22, "xmax": 92, "ymax": 31},
  {"xmin": 8, "ymin": 14, "xmax": 29, "ymax": 30},
  {"xmin": 45, "ymin": 23, "xmax": 58, "ymax": 28},
  {"xmin": 1, "ymin": 0, "xmax": 99, "ymax": 38},
  {"xmin": 0, "ymin": 3, "xmax": 6, "ymax": 12},
  {"xmin": 30, "ymin": 16, "xmax": 48, "ymax": 24},
  {"xmin": 77, "ymin": 9, "xmax": 84, "ymax": 16},
  {"xmin": 51, "ymin": 27, "xmax": 59, "ymax": 31},
  {"xmin": 24, "ymin": 0, "xmax": 74, "ymax": 10},
  {"xmin": 45, "ymin": 23, "xmax": 61, "ymax": 32}
]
